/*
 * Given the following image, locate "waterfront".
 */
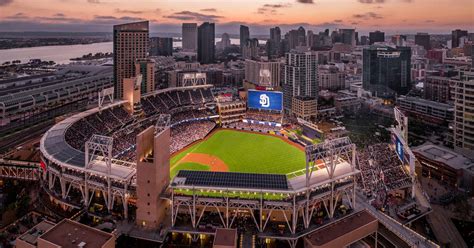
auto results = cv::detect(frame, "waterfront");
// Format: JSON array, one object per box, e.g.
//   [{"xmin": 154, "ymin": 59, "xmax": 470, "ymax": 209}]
[
  {"xmin": 0, "ymin": 42, "xmax": 113, "ymax": 64},
  {"xmin": 0, "ymin": 38, "xmax": 264, "ymax": 64}
]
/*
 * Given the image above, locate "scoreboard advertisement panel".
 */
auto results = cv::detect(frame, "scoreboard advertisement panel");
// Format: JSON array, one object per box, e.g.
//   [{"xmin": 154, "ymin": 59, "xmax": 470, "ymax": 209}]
[
  {"xmin": 247, "ymin": 90, "xmax": 283, "ymax": 111},
  {"xmin": 395, "ymin": 136, "xmax": 404, "ymax": 162}
]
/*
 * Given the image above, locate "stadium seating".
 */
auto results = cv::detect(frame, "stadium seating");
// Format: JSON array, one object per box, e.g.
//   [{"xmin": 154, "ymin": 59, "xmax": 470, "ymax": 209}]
[{"xmin": 64, "ymin": 87, "xmax": 216, "ymax": 162}]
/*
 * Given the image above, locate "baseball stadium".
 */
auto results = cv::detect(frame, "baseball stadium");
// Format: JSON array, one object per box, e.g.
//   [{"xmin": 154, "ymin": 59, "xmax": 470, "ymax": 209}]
[{"xmin": 38, "ymin": 83, "xmax": 362, "ymax": 247}]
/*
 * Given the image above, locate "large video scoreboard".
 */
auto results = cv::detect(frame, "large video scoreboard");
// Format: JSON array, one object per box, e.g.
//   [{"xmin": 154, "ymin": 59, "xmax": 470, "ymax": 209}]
[{"xmin": 247, "ymin": 90, "xmax": 283, "ymax": 111}]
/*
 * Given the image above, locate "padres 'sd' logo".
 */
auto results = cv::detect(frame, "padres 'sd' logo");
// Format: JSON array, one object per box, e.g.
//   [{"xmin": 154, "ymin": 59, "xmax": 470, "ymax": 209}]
[{"xmin": 259, "ymin": 94, "xmax": 270, "ymax": 107}]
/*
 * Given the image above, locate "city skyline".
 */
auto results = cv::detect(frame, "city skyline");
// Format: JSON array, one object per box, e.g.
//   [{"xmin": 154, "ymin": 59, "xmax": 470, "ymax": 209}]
[{"xmin": 0, "ymin": 0, "xmax": 472, "ymax": 34}]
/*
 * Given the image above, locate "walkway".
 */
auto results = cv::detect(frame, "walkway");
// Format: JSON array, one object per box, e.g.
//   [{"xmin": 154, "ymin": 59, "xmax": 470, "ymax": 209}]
[{"xmin": 356, "ymin": 193, "xmax": 439, "ymax": 248}]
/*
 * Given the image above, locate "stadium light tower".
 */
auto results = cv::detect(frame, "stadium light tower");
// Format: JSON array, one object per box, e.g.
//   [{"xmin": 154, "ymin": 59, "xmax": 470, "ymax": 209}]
[
  {"xmin": 182, "ymin": 72, "xmax": 207, "ymax": 86},
  {"xmin": 85, "ymin": 134, "xmax": 114, "ymax": 210},
  {"xmin": 304, "ymin": 137, "xmax": 357, "ymax": 221},
  {"xmin": 155, "ymin": 114, "xmax": 171, "ymax": 133},
  {"xmin": 98, "ymin": 87, "xmax": 114, "ymax": 109}
]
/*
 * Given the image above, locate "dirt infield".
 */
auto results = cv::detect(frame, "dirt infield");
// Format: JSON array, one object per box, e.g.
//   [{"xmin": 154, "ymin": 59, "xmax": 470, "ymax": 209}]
[{"xmin": 176, "ymin": 153, "xmax": 229, "ymax": 172}]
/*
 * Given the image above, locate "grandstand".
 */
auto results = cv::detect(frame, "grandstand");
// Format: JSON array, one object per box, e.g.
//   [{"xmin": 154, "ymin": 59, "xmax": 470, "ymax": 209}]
[{"xmin": 40, "ymin": 85, "xmax": 216, "ymax": 217}]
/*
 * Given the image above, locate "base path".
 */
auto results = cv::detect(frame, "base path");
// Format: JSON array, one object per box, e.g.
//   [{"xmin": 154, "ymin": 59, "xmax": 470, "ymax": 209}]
[{"xmin": 177, "ymin": 153, "xmax": 229, "ymax": 172}]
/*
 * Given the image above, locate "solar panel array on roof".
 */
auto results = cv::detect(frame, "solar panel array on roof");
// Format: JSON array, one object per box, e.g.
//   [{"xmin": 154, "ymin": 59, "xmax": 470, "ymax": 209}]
[{"xmin": 176, "ymin": 170, "xmax": 289, "ymax": 190}]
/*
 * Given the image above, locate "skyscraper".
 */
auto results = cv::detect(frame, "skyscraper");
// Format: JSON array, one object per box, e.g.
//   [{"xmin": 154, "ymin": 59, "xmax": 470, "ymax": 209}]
[
  {"xmin": 307, "ymin": 30, "xmax": 314, "ymax": 48},
  {"xmin": 270, "ymin": 27, "xmax": 281, "ymax": 44},
  {"xmin": 283, "ymin": 48, "xmax": 319, "ymax": 112},
  {"xmin": 240, "ymin": 25, "xmax": 250, "ymax": 51},
  {"xmin": 113, "ymin": 21, "xmax": 149, "ymax": 99},
  {"xmin": 339, "ymin": 29, "xmax": 356, "ymax": 46},
  {"xmin": 297, "ymin": 26, "xmax": 306, "ymax": 47},
  {"xmin": 135, "ymin": 59, "xmax": 155, "ymax": 94},
  {"xmin": 244, "ymin": 59, "xmax": 282, "ymax": 88},
  {"xmin": 286, "ymin": 27, "xmax": 306, "ymax": 50},
  {"xmin": 369, "ymin": 31, "xmax": 385, "ymax": 45},
  {"xmin": 242, "ymin": 38, "xmax": 259, "ymax": 59},
  {"xmin": 391, "ymin": 35, "xmax": 407, "ymax": 46},
  {"xmin": 287, "ymin": 30, "xmax": 299, "ymax": 50},
  {"xmin": 197, "ymin": 22, "xmax": 215, "ymax": 64},
  {"xmin": 452, "ymin": 29, "xmax": 468, "ymax": 48},
  {"xmin": 216, "ymin": 33, "xmax": 231, "ymax": 50},
  {"xmin": 269, "ymin": 27, "xmax": 281, "ymax": 57},
  {"xmin": 360, "ymin": 36, "xmax": 369, "ymax": 46},
  {"xmin": 414, "ymin": 33, "xmax": 430, "ymax": 50},
  {"xmin": 150, "ymin": 37, "xmax": 173, "ymax": 56},
  {"xmin": 182, "ymin": 23, "xmax": 197, "ymax": 52},
  {"xmin": 453, "ymin": 69, "xmax": 474, "ymax": 157},
  {"xmin": 362, "ymin": 46, "xmax": 411, "ymax": 98}
]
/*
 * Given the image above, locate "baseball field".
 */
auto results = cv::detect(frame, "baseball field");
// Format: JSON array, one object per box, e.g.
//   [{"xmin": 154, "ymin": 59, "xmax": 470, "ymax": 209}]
[{"xmin": 170, "ymin": 129, "xmax": 306, "ymax": 178}]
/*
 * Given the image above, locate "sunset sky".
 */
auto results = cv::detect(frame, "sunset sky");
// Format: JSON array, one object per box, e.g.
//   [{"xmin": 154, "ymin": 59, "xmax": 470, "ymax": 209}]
[{"xmin": 0, "ymin": 0, "xmax": 472, "ymax": 34}]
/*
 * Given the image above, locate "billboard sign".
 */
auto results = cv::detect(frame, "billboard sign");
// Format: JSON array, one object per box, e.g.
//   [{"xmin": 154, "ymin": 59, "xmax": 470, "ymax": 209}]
[
  {"xmin": 395, "ymin": 135, "xmax": 404, "ymax": 162},
  {"xmin": 247, "ymin": 90, "xmax": 283, "ymax": 111}
]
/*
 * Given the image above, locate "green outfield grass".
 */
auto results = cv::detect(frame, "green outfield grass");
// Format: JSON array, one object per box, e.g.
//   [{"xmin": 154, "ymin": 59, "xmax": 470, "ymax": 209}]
[{"xmin": 170, "ymin": 129, "xmax": 306, "ymax": 177}]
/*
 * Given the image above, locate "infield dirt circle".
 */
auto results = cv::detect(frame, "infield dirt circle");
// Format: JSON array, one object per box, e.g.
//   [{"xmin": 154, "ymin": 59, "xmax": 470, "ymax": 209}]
[{"xmin": 176, "ymin": 153, "xmax": 229, "ymax": 172}]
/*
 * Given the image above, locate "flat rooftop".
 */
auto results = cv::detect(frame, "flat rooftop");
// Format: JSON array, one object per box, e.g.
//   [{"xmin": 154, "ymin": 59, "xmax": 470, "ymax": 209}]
[
  {"xmin": 18, "ymin": 220, "xmax": 55, "ymax": 246},
  {"xmin": 39, "ymin": 219, "xmax": 114, "ymax": 248},
  {"xmin": 413, "ymin": 144, "xmax": 474, "ymax": 170},
  {"xmin": 398, "ymin": 96, "xmax": 453, "ymax": 110},
  {"xmin": 304, "ymin": 210, "xmax": 377, "ymax": 247}
]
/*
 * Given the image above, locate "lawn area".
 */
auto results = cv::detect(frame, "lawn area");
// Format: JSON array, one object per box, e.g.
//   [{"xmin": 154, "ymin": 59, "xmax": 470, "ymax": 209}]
[{"xmin": 170, "ymin": 129, "xmax": 306, "ymax": 177}]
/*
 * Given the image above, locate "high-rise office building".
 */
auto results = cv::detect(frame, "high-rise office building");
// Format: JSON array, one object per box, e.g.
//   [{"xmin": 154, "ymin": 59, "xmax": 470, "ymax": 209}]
[
  {"xmin": 221, "ymin": 33, "xmax": 231, "ymax": 48},
  {"xmin": 244, "ymin": 59, "xmax": 282, "ymax": 88},
  {"xmin": 453, "ymin": 69, "xmax": 474, "ymax": 157},
  {"xmin": 240, "ymin": 25, "xmax": 250, "ymax": 51},
  {"xmin": 269, "ymin": 27, "xmax": 281, "ymax": 57},
  {"xmin": 307, "ymin": 30, "xmax": 314, "ymax": 48},
  {"xmin": 270, "ymin": 27, "xmax": 281, "ymax": 44},
  {"xmin": 113, "ymin": 21, "xmax": 149, "ymax": 99},
  {"xmin": 150, "ymin": 37, "xmax": 173, "ymax": 56},
  {"xmin": 216, "ymin": 33, "xmax": 231, "ymax": 50},
  {"xmin": 369, "ymin": 31, "xmax": 385, "ymax": 45},
  {"xmin": 287, "ymin": 30, "xmax": 298, "ymax": 50},
  {"xmin": 391, "ymin": 35, "xmax": 407, "ymax": 46},
  {"xmin": 242, "ymin": 38, "xmax": 259, "ymax": 59},
  {"xmin": 339, "ymin": 29, "xmax": 356, "ymax": 46},
  {"xmin": 182, "ymin": 23, "xmax": 198, "ymax": 52},
  {"xmin": 283, "ymin": 48, "xmax": 319, "ymax": 112},
  {"xmin": 362, "ymin": 46, "xmax": 411, "ymax": 98},
  {"xmin": 424, "ymin": 75, "xmax": 454, "ymax": 103},
  {"xmin": 135, "ymin": 59, "xmax": 155, "ymax": 94},
  {"xmin": 452, "ymin": 29, "xmax": 468, "ymax": 48},
  {"xmin": 286, "ymin": 27, "xmax": 306, "ymax": 50},
  {"xmin": 297, "ymin": 26, "xmax": 306, "ymax": 47},
  {"xmin": 318, "ymin": 65, "xmax": 346, "ymax": 91},
  {"xmin": 197, "ymin": 22, "xmax": 215, "ymax": 64},
  {"xmin": 360, "ymin": 36, "xmax": 369, "ymax": 46},
  {"xmin": 415, "ymin": 33, "xmax": 430, "ymax": 50}
]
